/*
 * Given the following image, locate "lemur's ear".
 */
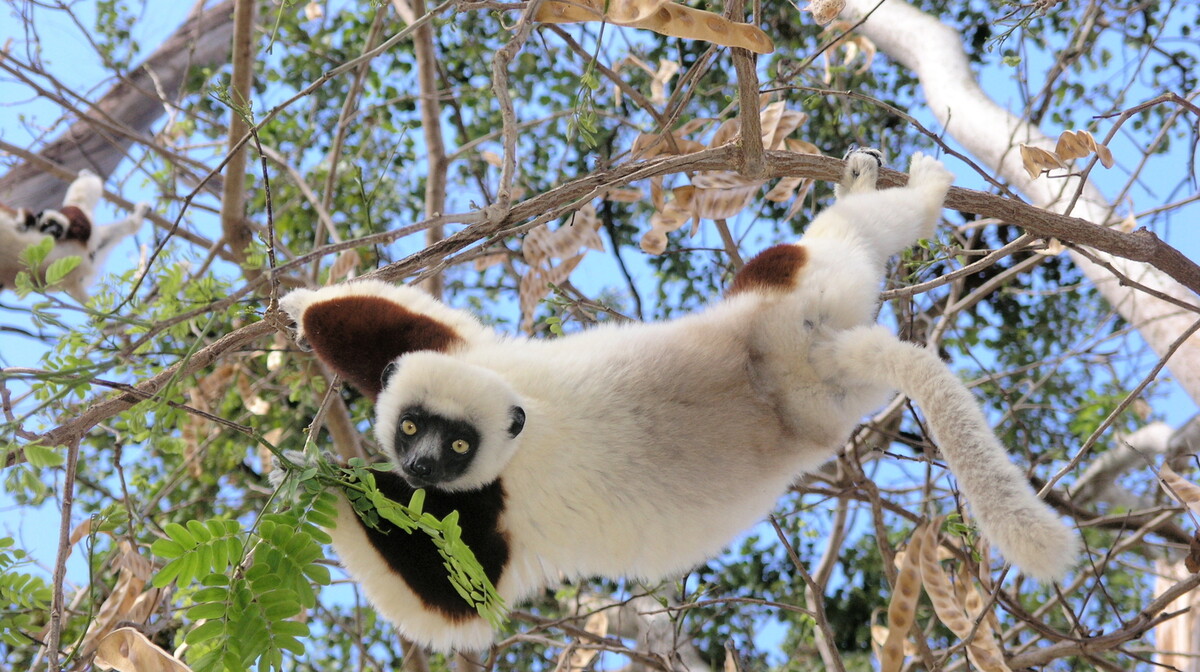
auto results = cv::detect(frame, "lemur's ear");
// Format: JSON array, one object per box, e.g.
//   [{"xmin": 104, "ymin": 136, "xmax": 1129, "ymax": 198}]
[{"xmin": 281, "ymin": 281, "xmax": 466, "ymax": 400}]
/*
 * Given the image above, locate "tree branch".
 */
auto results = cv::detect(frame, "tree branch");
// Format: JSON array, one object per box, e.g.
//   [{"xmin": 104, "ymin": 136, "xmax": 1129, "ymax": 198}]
[
  {"xmin": 219, "ymin": 0, "xmax": 257, "ymax": 264},
  {"xmin": 0, "ymin": 1, "xmax": 236, "ymax": 210},
  {"xmin": 11, "ymin": 149, "xmax": 1199, "ymax": 454},
  {"xmin": 841, "ymin": 0, "xmax": 1200, "ymax": 402},
  {"xmin": 1006, "ymin": 572, "xmax": 1200, "ymax": 669},
  {"xmin": 393, "ymin": 0, "xmax": 449, "ymax": 298}
]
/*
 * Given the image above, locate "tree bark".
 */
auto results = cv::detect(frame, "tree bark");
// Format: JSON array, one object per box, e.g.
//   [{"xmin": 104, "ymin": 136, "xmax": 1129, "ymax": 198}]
[
  {"xmin": 842, "ymin": 0, "xmax": 1200, "ymax": 403},
  {"xmin": 391, "ymin": 0, "xmax": 448, "ymax": 299},
  {"xmin": 0, "ymin": 1, "xmax": 235, "ymax": 211},
  {"xmin": 219, "ymin": 0, "xmax": 257, "ymax": 263}
]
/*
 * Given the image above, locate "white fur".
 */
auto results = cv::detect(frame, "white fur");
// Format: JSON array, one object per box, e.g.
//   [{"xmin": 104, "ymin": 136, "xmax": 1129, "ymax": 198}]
[
  {"xmin": 834, "ymin": 146, "xmax": 884, "ymax": 199},
  {"xmin": 62, "ymin": 169, "xmax": 103, "ymax": 213},
  {"xmin": 0, "ymin": 170, "xmax": 147, "ymax": 302},
  {"xmin": 283, "ymin": 152, "xmax": 1078, "ymax": 651}
]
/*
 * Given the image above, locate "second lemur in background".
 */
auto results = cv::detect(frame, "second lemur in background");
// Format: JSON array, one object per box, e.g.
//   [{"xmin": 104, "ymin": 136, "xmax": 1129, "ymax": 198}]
[{"xmin": 0, "ymin": 169, "xmax": 148, "ymax": 302}]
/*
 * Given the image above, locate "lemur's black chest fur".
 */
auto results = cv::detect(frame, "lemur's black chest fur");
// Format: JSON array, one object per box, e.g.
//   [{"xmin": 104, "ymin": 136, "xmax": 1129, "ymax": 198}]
[{"xmin": 360, "ymin": 470, "xmax": 509, "ymax": 621}]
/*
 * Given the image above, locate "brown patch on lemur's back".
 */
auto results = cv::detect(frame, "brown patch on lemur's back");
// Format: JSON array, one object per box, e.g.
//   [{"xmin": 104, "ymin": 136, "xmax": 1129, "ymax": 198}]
[
  {"xmin": 728, "ymin": 244, "xmax": 808, "ymax": 296},
  {"xmin": 57, "ymin": 206, "xmax": 93, "ymax": 243},
  {"xmin": 301, "ymin": 295, "xmax": 464, "ymax": 400}
]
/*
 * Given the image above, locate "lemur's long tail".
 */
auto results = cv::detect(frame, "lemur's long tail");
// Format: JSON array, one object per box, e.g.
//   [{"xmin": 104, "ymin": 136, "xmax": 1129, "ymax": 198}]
[{"xmin": 831, "ymin": 326, "xmax": 1078, "ymax": 581}]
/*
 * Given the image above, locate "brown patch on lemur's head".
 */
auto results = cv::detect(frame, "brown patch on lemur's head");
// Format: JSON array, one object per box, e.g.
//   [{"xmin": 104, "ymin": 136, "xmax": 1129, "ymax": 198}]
[
  {"xmin": 56, "ymin": 206, "xmax": 93, "ymax": 243},
  {"xmin": 727, "ymin": 244, "xmax": 808, "ymax": 296},
  {"xmin": 300, "ymin": 295, "xmax": 464, "ymax": 400}
]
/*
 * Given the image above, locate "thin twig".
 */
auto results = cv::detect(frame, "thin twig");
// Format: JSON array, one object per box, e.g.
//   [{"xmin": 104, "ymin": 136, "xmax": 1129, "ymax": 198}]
[
  {"xmin": 769, "ymin": 515, "xmax": 848, "ymax": 672},
  {"xmin": 1041, "ymin": 316, "xmax": 1200, "ymax": 494},
  {"xmin": 45, "ymin": 437, "xmax": 81, "ymax": 672}
]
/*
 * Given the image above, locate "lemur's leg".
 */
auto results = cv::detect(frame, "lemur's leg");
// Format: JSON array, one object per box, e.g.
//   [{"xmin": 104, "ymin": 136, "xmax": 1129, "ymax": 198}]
[
  {"xmin": 62, "ymin": 169, "xmax": 104, "ymax": 214},
  {"xmin": 817, "ymin": 325, "xmax": 1078, "ymax": 581},
  {"xmin": 803, "ymin": 152, "xmax": 954, "ymax": 267}
]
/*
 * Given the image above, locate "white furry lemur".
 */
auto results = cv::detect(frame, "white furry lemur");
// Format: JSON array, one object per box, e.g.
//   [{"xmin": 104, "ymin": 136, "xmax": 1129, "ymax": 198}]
[
  {"xmin": 276, "ymin": 149, "xmax": 1078, "ymax": 652},
  {"xmin": 0, "ymin": 169, "xmax": 148, "ymax": 302}
]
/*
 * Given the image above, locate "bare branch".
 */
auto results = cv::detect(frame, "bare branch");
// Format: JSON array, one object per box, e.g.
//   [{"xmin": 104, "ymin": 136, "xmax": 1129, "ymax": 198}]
[
  {"xmin": 394, "ymin": 0, "xmax": 450, "ymax": 298},
  {"xmin": 219, "ymin": 0, "xmax": 258, "ymax": 264}
]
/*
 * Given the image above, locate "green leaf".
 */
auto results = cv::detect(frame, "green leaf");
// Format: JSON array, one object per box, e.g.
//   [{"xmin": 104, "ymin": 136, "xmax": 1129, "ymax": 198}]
[
  {"xmin": 18, "ymin": 236, "xmax": 54, "ymax": 267},
  {"xmin": 186, "ymin": 601, "xmax": 228, "ymax": 621},
  {"xmin": 163, "ymin": 522, "xmax": 196, "ymax": 549},
  {"xmin": 264, "ymin": 599, "xmax": 301, "ymax": 620},
  {"xmin": 303, "ymin": 563, "xmax": 331, "ymax": 586},
  {"xmin": 23, "ymin": 444, "xmax": 64, "ymax": 468},
  {"xmin": 187, "ymin": 519, "xmax": 213, "ymax": 543},
  {"xmin": 192, "ymin": 586, "xmax": 230, "ymax": 602},
  {"xmin": 43, "ymin": 256, "xmax": 82, "ymax": 285},
  {"xmin": 407, "ymin": 488, "xmax": 425, "ymax": 515},
  {"xmin": 305, "ymin": 509, "xmax": 335, "ymax": 529},
  {"xmin": 200, "ymin": 572, "xmax": 231, "ymax": 587},
  {"xmin": 185, "ymin": 618, "xmax": 226, "ymax": 645},
  {"xmin": 151, "ymin": 557, "xmax": 184, "ymax": 588},
  {"xmin": 176, "ymin": 550, "xmax": 199, "ymax": 586}
]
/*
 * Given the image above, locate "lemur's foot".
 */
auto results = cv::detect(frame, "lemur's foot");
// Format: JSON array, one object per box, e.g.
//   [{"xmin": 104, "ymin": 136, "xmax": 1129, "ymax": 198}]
[
  {"xmin": 837, "ymin": 146, "xmax": 886, "ymax": 198},
  {"xmin": 907, "ymin": 152, "xmax": 955, "ymax": 193},
  {"xmin": 843, "ymin": 145, "xmax": 884, "ymax": 167}
]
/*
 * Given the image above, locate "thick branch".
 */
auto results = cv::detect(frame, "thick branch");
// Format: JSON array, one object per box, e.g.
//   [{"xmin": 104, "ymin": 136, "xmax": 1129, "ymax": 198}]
[
  {"xmin": 369, "ymin": 146, "xmax": 1200, "ymax": 299},
  {"xmin": 842, "ymin": 0, "xmax": 1200, "ymax": 402},
  {"xmin": 16, "ymin": 150, "xmax": 1200, "ymax": 452},
  {"xmin": 392, "ymin": 0, "xmax": 449, "ymax": 298},
  {"xmin": 726, "ymin": 0, "xmax": 765, "ymax": 179},
  {"xmin": 0, "ymin": 1, "xmax": 235, "ymax": 210},
  {"xmin": 1006, "ymin": 572, "xmax": 1200, "ymax": 669},
  {"xmin": 870, "ymin": 167, "xmax": 1200, "ymax": 296},
  {"xmin": 34, "ymin": 321, "xmax": 274, "ymax": 449},
  {"xmin": 219, "ymin": 0, "xmax": 257, "ymax": 263}
]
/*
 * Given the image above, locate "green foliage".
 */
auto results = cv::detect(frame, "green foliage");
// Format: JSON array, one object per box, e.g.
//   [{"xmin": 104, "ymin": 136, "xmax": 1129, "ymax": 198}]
[
  {"xmin": 150, "ymin": 494, "xmax": 334, "ymax": 672},
  {"xmin": 10, "ymin": 236, "xmax": 55, "ymax": 297},
  {"xmin": 0, "ymin": 537, "xmax": 52, "ymax": 648},
  {"xmin": 93, "ymin": 0, "xmax": 139, "ymax": 69},
  {"xmin": 148, "ymin": 451, "xmax": 504, "ymax": 671},
  {"xmin": 151, "ymin": 519, "xmax": 245, "ymax": 589},
  {"xmin": 43, "ymin": 256, "xmax": 81, "ymax": 287},
  {"xmin": 570, "ymin": 58, "xmax": 603, "ymax": 148},
  {"xmin": 20, "ymin": 442, "xmax": 64, "ymax": 468}
]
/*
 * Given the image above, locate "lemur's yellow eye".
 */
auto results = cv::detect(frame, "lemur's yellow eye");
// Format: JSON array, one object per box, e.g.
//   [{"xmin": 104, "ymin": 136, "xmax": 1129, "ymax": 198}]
[
  {"xmin": 451, "ymin": 439, "xmax": 470, "ymax": 454},
  {"xmin": 401, "ymin": 420, "xmax": 418, "ymax": 435}
]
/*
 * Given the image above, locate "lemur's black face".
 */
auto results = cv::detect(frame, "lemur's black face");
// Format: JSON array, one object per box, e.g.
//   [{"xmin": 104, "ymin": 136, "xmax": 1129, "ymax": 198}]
[{"xmin": 391, "ymin": 406, "xmax": 485, "ymax": 489}]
